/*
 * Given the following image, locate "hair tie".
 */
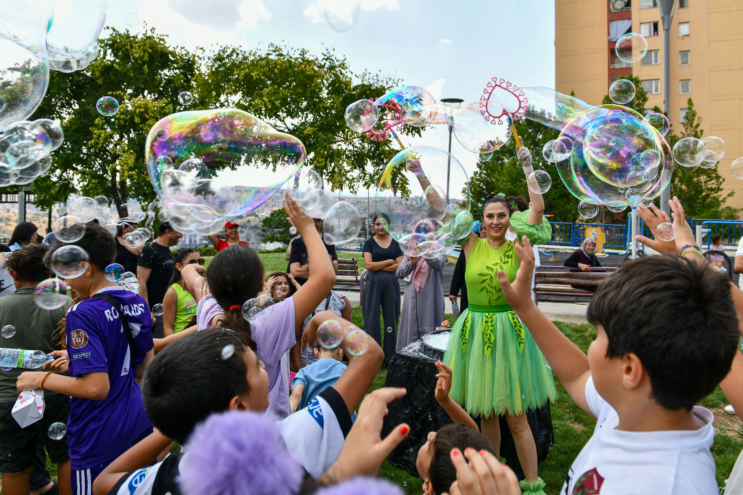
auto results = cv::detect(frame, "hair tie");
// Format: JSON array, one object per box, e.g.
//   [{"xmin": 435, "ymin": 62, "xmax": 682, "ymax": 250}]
[
  {"xmin": 229, "ymin": 305, "xmax": 241, "ymax": 311},
  {"xmin": 495, "ymin": 193, "xmax": 505, "ymax": 198}
]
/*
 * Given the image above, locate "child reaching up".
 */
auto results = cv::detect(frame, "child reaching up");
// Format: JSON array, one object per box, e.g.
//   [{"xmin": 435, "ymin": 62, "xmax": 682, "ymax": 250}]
[
  {"xmin": 496, "ymin": 197, "xmax": 740, "ymax": 494},
  {"xmin": 290, "ymin": 339, "xmax": 346, "ymax": 413}
]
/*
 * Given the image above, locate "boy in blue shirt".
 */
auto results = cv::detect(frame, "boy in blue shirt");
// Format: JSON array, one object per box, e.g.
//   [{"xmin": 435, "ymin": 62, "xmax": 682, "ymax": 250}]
[
  {"xmin": 17, "ymin": 223, "xmax": 154, "ymax": 495},
  {"xmin": 290, "ymin": 342, "xmax": 346, "ymax": 413}
]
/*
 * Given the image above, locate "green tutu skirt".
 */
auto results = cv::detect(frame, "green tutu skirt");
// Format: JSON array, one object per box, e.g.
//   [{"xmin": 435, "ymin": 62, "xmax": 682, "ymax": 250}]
[{"xmin": 443, "ymin": 305, "xmax": 557, "ymax": 418}]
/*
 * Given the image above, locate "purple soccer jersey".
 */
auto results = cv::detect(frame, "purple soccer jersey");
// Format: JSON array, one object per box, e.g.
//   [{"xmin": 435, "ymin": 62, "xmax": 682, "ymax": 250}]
[{"xmin": 65, "ymin": 287, "xmax": 154, "ymax": 469}]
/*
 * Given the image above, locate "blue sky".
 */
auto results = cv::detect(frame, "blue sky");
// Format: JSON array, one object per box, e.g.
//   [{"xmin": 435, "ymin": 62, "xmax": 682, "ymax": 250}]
[{"xmin": 102, "ymin": 0, "xmax": 557, "ymax": 192}]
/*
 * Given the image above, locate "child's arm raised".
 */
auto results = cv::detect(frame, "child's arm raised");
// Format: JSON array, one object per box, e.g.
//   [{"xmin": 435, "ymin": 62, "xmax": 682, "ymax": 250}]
[
  {"xmin": 302, "ymin": 311, "xmax": 384, "ymax": 415},
  {"xmin": 434, "ymin": 361, "xmax": 478, "ymax": 431},
  {"xmin": 284, "ymin": 194, "xmax": 336, "ymax": 326},
  {"xmin": 497, "ymin": 236, "xmax": 594, "ymax": 417}
]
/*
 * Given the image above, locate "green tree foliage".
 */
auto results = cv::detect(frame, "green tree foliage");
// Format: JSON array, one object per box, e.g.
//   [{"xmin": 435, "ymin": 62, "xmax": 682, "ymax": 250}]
[
  {"xmin": 261, "ymin": 207, "xmax": 291, "ymax": 244},
  {"xmin": 29, "ymin": 28, "xmax": 199, "ymax": 214},
  {"xmin": 198, "ymin": 44, "xmax": 414, "ymax": 192},
  {"xmin": 467, "ymin": 119, "xmax": 577, "ymax": 221}
]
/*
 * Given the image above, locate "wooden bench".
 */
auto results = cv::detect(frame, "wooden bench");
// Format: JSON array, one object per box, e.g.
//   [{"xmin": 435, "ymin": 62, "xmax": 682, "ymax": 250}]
[
  {"xmin": 335, "ymin": 258, "xmax": 361, "ymax": 289},
  {"xmin": 533, "ymin": 266, "xmax": 617, "ymax": 306}
]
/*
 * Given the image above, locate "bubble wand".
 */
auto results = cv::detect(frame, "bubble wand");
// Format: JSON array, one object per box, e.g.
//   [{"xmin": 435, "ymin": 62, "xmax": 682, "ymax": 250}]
[{"xmin": 479, "ymin": 77, "xmax": 529, "ymax": 151}]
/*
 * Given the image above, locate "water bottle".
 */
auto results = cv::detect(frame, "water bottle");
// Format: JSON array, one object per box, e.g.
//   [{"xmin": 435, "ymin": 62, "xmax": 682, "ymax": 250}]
[
  {"xmin": 452, "ymin": 300, "xmax": 460, "ymax": 318},
  {"xmin": 0, "ymin": 349, "xmax": 48, "ymax": 369}
]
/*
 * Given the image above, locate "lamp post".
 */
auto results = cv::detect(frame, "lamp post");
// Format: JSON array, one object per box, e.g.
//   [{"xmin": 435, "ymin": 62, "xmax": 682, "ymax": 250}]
[
  {"xmin": 440, "ymin": 98, "xmax": 464, "ymax": 202},
  {"xmin": 658, "ymin": 0, "xmax": 676, "ymax": 216}
]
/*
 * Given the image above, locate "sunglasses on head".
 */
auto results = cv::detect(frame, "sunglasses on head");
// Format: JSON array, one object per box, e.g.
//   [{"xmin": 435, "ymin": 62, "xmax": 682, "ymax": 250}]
[{"xmin": 187, "ymin": 258, "xmax": 205, "ymax": 265}]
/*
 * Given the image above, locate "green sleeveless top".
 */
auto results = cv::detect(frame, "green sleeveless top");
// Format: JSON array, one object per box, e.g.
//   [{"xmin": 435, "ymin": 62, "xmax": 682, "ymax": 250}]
[{"xmin": 171, "ymin": 283, "xmax": 197, "ymax": 333}]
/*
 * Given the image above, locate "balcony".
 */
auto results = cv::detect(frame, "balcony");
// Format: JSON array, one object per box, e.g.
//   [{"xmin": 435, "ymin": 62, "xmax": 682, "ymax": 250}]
[{"xmin": 610, "ymin": 60, "xmax": 633, "ymax": 69}]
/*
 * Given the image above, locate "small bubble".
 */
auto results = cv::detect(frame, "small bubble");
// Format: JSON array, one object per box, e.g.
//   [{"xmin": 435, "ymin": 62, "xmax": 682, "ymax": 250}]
[
  {"xmin": 221, "ymin": 344, "xmax": 235, "ymax": 360},
  {"xmin": 0, "ymin": 357, "xmax": 14, "ymax": 371},
  {"xmin": 1, "ymin": 325, "xmax": 16, "ymax": 338},
  {"xmin": 152, "ymin": 304, "xmax": 164, "ymax": 317},
  {"xmin": 178, "ymin": 91, "xmax": 194, "ymax": 106},
  {"xmin": 386, "ymin": 326, "xmax": 393, "ymax": 334},
  {"xmin": 48, "ymin": 422, "xmax": 66, "ymax": 440}
]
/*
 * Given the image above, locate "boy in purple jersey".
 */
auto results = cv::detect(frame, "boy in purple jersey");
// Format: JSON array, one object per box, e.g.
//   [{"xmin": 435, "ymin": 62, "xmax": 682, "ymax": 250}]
[{"xmin": 17, "ymin": 223, "xmax": 155, "ymax": 495}]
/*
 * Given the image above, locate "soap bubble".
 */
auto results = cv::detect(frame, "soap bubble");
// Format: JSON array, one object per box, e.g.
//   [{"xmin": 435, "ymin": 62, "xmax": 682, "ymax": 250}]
[
  {"xmin": 68, "ymin": 197, "xmax": 99, "ymax": 222},
  {"xmin": 375, "ymin": 146, "xmax": 470, "ymax": 257},
  {"xmin": 34, "ymin": 278, "xmax": 68, "ymax": 310},
  {"xmin": 386, "ymin": 326, "xmax": 393, "ymax": 334},
  {"xmin": 51, "ymin": 245, "xmax": 89, "ymax": 279},
  {"xmin": 345, "ymin": 329, "xmax": 369, "ymax": 356},
  {"xmin": 221, "ymin": 344, "xmax": 235, "ymax": 360},
  {"xmin": 193, "ymin": 277, "xmax": 208, "ymax": 292},
  {"xmin": 284, "ymin": 167, "xmax": 323, "ymax": 210},
  {"xmin": 104, "ymin": 263, "xmax": 124, "ymax": 282},
  {"xmin": 152, "ymin": 304, "xmax": 164, "ymax": 316},
  {"xmin": 656, "ymin": 222, "xmax": 675, "ymax": 242},
  {"xmin": 542, "ymin": 140, "xmax": 556, "ymax": 162},
  {"xmin": 94, "ymin": 195, "xmax": 108, "ymax": 208},
  {"xmin": 375, "ymin": 86, "xmax": 439, "ymax": 128},
  {"xmin": 578, "ymin": 200, "xmax": 599, "ymax": 219},
  {"xmin": 48, "ymin": 422, "xmax": 66, "ymax": 440},
  {"xmin": 29, "ymin": 119, "xmax": 64, "ymax": 151},
  {"xmin": 607, "ymin": 201, "xmax": 627, "ymax": 213},
  {"xmin": 324, "ymin": 0, "xmax": 360, "ymax": 32},
  {"xmin": 551, "ymin": 136, "xmax": 574, "ymax": 162},
  {"xmin": 156, "ymin": 155, "xmax": 173, "ymax": 171},
  {"xmin": 323, "ymin": 202, "xmax": 362, "ymax": 245},
  {"xmin": 289, "ymin": 226, "xmax": 297, "ymax": 235},
  {"xmin": 125, "ymin": 13, "xmax": 139, "ymax": 26},
  {"xmin": 156, "ymin": 128, "xmax": 168, "ymax": 141},
  {"xmin": 615, "ymin": 32, "xmax": 648, "ymax": 64},
  {"xmin": 700, "ymin": 136, "xmax": 726, "ymax": 161},
  {"xmin": 478, "ymin": 151, "xmax": 494, "ymax": 163},
  {"xmin": 242, "ymin": 294, "xmax": 275, "ymax": 325},
  {"xmin": 146, "ymin": 109, "xmax": 306, "ymax": 231},
  {"xmin": 345, "ymin": 100, "xmax": 378, "ymax": 133},
  {"xmin": 731, "ymin": 158, "xmax": 743, "ymax": 179},
  {"xmin": 0, "ymin": 357, "xmax": 13, "ymax": 371},
  {"xmin": 643, "ymin": 113, "xmax": 670, "ymax": 136},
  {"xmin": 608, "ymin": 79, "xmax": 636, "ymax": 105},
  {"xmin": 46, "ymin": 0, "xmax": 106, "ymax": 73},
  {"xmin": 96, "ymin": 97, "xmax": 119, "ymax": 117},
  {"xmin": 527, "ymin": 170, "xmax": 552, "ymax": 194},
  {"xmin": 699, "ymin": 159, "xmax": 717, "ymax": 169},
  {"xmin": 318, "ymin": 320, "xmax": 343, "ymax": 349},
  {"xmin": 117, "ymin": 271, "xmax": 140, "ymax": 293},
  {"xmin": 452, "ymin": 102, "xmax": 511, "ymax": 155},
  {"xmin": 1, "ymin": 325, "xmax": 16, "ymax": 338},
  {"xmin": 673, "ymin": 137, "xmax": 704, "ymax": 167},
  {"xmin": 178, "ymin": 91, "xmax": 193, "ymax": 106}
]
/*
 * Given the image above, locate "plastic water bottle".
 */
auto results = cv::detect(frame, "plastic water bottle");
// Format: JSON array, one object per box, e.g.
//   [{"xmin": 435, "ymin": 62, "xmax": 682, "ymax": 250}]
[
  {"xmin": 452, "ymin": 300, "xmax": 460, "ymax": 318},
  {"xmin": 0, "ymin": 349, "xmax": 48, "ymax": 369}
]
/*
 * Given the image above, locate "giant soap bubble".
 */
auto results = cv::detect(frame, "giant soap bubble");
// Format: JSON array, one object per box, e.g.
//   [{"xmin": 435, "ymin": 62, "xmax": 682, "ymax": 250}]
[
  {"xmin": 323, "ymin": 201, "xmax": 363, "ymax": 245},
  {"xmin": 146, "ymin": 109, "xmax": 306, "ymax": 234},
  {"xmin": 452, "ymin": 102, "xmax": 512, "ymax": 155},
  {"xmin": 375, "ymin": 86, "xmax": 438, "ymax": 128},
  {"xmin": 0, "ymin": 118, "xmax": 62, "ymax": 185},
  {"xmin": 375, "ymin": 146, "xmax": 471, "ymax": 257},
  {"xmin": 324, "ymin": 0, "xmax": 360, "ymax": 32},
  {"xmin": 46, "ymin": 0, "xmax": 108, "ymax": 73}
]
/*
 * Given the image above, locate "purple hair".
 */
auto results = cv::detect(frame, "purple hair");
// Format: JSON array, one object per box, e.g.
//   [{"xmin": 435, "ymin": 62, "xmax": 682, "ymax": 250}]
[
  {"xmin": 316, "ymin": 477, "xmax": 404, "ymax": 495},
  {"xmin": 180, "ymin": 411, "xmax": 304, "ymax": 495}
]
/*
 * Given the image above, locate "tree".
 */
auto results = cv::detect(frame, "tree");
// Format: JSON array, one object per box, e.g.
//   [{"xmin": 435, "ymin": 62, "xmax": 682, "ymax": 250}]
[
  {"xmin": 198, "ymin": 44, "xmax": 413, "ymax": 192},
  {"xmin": 261, "ymin": 208, "xmax": 292, "ymax": 244},
  {"xmin": 27, "ymin": 27, "xmax": 200, "ymax": 215},
  {"xmin": 467, "ymin": 118, "xmax": 577, "ymax": 222}
]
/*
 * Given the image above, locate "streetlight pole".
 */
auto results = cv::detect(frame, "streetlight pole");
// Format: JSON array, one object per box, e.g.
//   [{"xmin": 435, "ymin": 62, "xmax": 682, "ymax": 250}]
[
  {"xmin": 659, "ymin": 0, "xmax": 676, "ymax": 216},
  {"xmin": 441, "ymin": 98, "xmax": 464, "ymax": 203}
]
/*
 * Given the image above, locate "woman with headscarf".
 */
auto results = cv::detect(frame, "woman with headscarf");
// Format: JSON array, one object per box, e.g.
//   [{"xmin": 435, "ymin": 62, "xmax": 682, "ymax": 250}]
[
  {"xmin": 564, "ymin": 238, "xmax": 601, "ymax": 272},
  {"xmin": 395, "ymin": 249, "xmax": 448, "ymax": 351}
]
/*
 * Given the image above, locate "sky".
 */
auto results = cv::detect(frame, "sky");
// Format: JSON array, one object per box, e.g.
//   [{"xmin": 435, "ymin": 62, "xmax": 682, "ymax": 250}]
[{"xmin": 101, "ymin": 0, "xmax": 557, "ymax": 195}]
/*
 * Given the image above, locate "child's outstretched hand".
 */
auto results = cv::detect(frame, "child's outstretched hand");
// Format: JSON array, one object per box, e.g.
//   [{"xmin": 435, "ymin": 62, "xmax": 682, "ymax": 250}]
[
  {"xmin": 497, "ymin": 235, "xmax": 536, "ymax": 313},
  {"xmin": 445, "ymin": 448, "xmax": 521, "ymax": 495},
  {"xmin": 282, "ymin": 193, "xmax": 314, "ymax": 236},
  {"xmin": 635, "ymin": 196, "xmax": 695, "ymax": 255},
  {"xmin": 435, "ymin": 361, "xmax": 453, "ymax": 403}
]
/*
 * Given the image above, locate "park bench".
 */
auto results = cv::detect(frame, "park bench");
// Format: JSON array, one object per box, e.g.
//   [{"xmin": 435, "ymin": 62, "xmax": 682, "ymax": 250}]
[
  {"xmin": 533, "ymin": 266, "xmax": 617, "ymax": 306},
  {"xmin": 334, "ymin": 258, "xmax": 361, "ymax": 289}
]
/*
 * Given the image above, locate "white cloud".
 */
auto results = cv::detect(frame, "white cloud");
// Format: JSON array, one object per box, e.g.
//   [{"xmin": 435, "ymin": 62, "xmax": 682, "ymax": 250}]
[
  {"xmin": 303, "ymin": 2, "xmax": 324, "ymax": 24},
  {"xmin": 164, "ymin": 0, "xmax": 271, "ymax": 31},
  {"xmin": 359, "ymin": 0, "xmax": 400, "ymax": 10},
  {"xmin": 304, "ymin": 0, "xmax": 398, "ymax": 23},
  {"xmin": 425, "ymin": 79, "xmax": 446, "ymax": 100},
  {"xmin": 439, "ymin": 38, "xmax": 453, "ymax": 44}
]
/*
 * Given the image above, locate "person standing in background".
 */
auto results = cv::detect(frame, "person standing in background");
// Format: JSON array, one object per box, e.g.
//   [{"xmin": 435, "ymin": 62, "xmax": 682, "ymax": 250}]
[
  {"xmin": 207, "ymin": 221, "xmax": 249, "ymax": 252},
  {"xmin": 396, "ymin": 252, "xmax": 447, "ymax": 350},
  {"xmin": 137, "ymin": 221, "xmax": 182, "ymax": 339},
  {"xmin": 450, "ymin": 221, "xmax": 486, "ymax": 314}
]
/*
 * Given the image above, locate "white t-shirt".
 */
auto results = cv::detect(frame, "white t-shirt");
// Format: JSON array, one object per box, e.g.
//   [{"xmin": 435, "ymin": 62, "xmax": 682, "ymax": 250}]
[
  {"xmin": 561, "ymin": 377, "xmax": 718, "ymax": 495},
  {"xmin": 735, "ymin": 236, "xmax": 743, "ymax": 288},
  {"xmin": 112, "ymin": 389, "xmax": 351, "ymax": 494}
]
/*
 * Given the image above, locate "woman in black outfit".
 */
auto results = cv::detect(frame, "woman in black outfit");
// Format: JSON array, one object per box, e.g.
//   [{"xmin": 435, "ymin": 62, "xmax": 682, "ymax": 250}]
[
  {"xmin": 565, "ymin": 238, "xmax": 601, "ymax": 291},
  {"xmin": 115, "ymin": 221, "xmax": 143, "ymax": 274}
]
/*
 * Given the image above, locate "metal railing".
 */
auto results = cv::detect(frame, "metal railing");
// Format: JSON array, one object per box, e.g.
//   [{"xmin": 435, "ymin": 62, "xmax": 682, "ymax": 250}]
[{"xmin": 700, "ymin": 220, "xmax": 743, "ymax": 250}]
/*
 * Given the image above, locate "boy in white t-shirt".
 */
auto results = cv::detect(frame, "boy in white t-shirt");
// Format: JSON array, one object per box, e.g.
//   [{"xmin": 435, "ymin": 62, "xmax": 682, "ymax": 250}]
[{"xmin": 498, "ymin": 226, "xmax": 740, "ymax": 494}]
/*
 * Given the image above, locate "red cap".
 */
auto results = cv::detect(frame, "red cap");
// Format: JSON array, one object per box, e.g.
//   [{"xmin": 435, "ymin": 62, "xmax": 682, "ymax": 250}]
[{"xmin": 225, "ymin": 221, "xmax": 239, "ymax": 229}]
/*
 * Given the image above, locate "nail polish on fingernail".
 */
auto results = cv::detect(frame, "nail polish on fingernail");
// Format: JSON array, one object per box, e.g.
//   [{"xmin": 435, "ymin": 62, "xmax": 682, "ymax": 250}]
[
  {"xmin": 400, "ymin": 426, "xmax": 409, "ymax": 436},
  {"xmin": 479, "ymin": 450, "xmax": 486, "ymax": 456},
  {"xmin": 452, "ymin": 449, "xmax": 460, "ymax": 457},
  {"xmin": 465, "ymin": 448, "xmax": 473, "ymax": 454}
]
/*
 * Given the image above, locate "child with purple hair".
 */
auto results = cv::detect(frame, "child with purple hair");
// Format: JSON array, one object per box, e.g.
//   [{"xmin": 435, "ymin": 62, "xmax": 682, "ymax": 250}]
[{"xmin": 92, "ymin": 309, "xmax": 387, "ymax": 495}]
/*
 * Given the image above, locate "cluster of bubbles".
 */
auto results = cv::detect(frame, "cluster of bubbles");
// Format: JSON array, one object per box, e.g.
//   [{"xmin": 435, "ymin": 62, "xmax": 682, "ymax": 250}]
[
  {"xmin": 324, "ymin": 0, "xmax": 361, "ymax": 32},
  {"xmin": 0, "ymin": 119, "xmax": 64, "ymax": 186},
  {"xmin": 242, "ymin": 294, "xmax": 276, "ymax": 326},
  {"xmin": 117, "ymin": 272, "xmax": 141, "ymax": 293},
  {"xmin": 1, "ymin": 0, "xmax": 107, "ymax": 130},
  {"xmin": 317, "ymin": 320, "xmax": 370, "ymax": 356},
  {"xmin": 376, "ymin": 146, "xmax": 472, "ymax": 258},
  {"xmin": 672, "ymin": 136, "xmax": 726, "ymax": 169}
]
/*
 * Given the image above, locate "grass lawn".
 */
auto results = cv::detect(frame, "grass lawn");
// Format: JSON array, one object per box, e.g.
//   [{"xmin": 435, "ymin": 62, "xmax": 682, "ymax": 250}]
[{"xmin": 28, "ymin": 309, "xmax": 740, "ymax": 494}]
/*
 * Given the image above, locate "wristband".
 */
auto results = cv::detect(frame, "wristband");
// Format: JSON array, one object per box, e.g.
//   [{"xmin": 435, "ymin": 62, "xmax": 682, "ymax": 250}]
[
  {"xmin": 679, "ymin": 243, "xmax": 699, "ymax": 252},
  {"xmin": 39, "ymin": 371, "xmax": 53, "ymax": 391},
  {"xmin": 680, "ymin": 247, "xmax": 703, "ymax": 259}
]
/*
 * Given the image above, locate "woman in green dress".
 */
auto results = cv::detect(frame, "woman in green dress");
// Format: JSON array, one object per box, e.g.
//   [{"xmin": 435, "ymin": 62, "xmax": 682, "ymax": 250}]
[{"xmin": 443, "ymin": 147, "xmax": 556, "ymax": 494}]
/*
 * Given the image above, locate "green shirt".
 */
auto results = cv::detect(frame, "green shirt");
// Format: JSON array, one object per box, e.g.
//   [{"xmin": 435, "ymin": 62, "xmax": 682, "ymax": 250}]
[
  {"xmin": 0, "ymin": 287, "xmax": 72, "ymax": 402},
  {"xmin": 171, "ymin": 283, "xmax": 197, "ymax": 333}
]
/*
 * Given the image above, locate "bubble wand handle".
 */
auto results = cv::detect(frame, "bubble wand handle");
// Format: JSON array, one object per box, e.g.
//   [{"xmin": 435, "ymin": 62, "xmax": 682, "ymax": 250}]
[
  {"xmin": 389, "ymin": 130, "xmax": 406, "ymax": 150},
  {"xmin": 508, "ymin": 116, "xmax": 522, "ymax": 150}
]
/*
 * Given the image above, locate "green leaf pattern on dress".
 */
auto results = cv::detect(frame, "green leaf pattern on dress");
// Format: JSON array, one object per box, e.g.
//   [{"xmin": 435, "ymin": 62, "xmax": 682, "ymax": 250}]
[
  {"xmin": 475, "ymin": 244, "xmax": 514, "ymax": 357},
  {"xmin": 483, "ymin": 313, "xmax": 495, "ymax": 356},
  {"xmin": 508, "ymin": 311, "xmax": 525, "ymax": 354},
  {"xmin": 460, "ymin": 312, "xmax": 471, "ymax": 353}
]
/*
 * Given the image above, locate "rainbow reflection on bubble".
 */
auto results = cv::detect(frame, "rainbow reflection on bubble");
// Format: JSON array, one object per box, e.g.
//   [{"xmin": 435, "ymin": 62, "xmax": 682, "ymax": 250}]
[
  {"xmin": 375, "ymin": 86, "xmax": 438, "ymax": 128},
  {"xmin": 145, "ymin": 109, "xmax": 306, "ymax": 225}
]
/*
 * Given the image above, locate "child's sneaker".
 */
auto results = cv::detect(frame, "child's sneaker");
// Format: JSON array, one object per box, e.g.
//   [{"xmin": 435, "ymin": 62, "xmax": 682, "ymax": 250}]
[{"xmin": 724, "ymin": 404, "xmax": 736, "ymax": 415}]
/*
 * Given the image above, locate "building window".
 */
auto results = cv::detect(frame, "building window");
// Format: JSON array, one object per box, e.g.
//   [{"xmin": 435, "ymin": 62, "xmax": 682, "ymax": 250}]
[
  {"xmin": 611, "ymin": 53, "xmax": 633, "ymax": 69},
  {"xmin": 640, "ymin": 0, "xmax": 657, "ymax": 8},
  {"xmin": 680, "ymin": 108, "xmax": 689, "ymax": 122},
  {"xmin": 679, "ymin": 0, "xmax": 689, "ymax": 7},
  {"xmin": 610, "ymin": 0, "xmax": 632, "ymax": 13},
  {"xmin": 641, "ymin": 22, "xmax": 659, "ymax": 37},
  {"xmin": 642, "ymin": 79, "xmax": 661, "ymax": 94},
  {"xmin": 680, "ymin": 80, "xmax": 691, "ymax": 94},
  {"xmin": 679, "ymin": 51, "xmax": 690, "ymax": 65},
  {"xmin": 679, "ymin": 22, "xmax": 690, "ymax": 37},
  {"xmin": 642, "ymin": 50, "xmax": 660, "ymax": 65}
]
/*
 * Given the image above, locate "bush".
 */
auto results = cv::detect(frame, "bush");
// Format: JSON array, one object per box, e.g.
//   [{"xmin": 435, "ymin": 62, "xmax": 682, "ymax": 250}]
[{"xmin": 171, "ymin": 245, "xmax": 218, "ymax": 257}]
